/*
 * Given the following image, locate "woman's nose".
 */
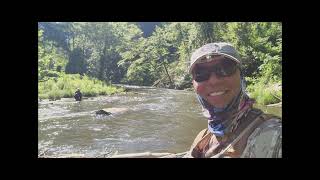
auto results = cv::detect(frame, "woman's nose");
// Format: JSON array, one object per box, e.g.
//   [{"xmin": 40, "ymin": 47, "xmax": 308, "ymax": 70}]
[{"xmin": 207, "ymin": 72, "xmax": 222, "ymax": 84}]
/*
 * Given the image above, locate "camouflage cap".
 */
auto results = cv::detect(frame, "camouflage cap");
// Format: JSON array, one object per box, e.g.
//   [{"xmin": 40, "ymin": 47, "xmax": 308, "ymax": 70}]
[{"xmin": 189, "ymin": 42, "xmax": 241, "ymax": 73}]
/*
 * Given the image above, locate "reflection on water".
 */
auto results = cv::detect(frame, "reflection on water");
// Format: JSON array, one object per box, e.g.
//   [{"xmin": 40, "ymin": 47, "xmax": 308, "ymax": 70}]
[{"xmin": 38, "ymin": 85, "xmax": 282, "ymax": 157}]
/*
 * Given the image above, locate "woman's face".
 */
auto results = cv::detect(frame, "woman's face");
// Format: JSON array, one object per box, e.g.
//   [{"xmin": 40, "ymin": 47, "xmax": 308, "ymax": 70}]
[{"xmin": 192, "ymin": 58, "xmax": 241, "ymax": 108}]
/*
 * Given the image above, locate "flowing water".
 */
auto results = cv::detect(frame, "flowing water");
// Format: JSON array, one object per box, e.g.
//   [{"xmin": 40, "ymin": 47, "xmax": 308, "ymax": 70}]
[{"xmin": 38, "ymin": 85, "xmax": 281, "ymax": 157}]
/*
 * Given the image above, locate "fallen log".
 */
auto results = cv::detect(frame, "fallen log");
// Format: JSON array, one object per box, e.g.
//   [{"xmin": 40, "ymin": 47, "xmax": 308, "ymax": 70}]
[
  {"xmin": 160, "ymin": 151, "xmax": 189, "ymax": 158},
  {"xmin": 39, "ymin": 153, "xmax": 86, "ymax": 158},
  {"xmin": 38, "ymin": 151, "xmax": 188, "ymax": 158},
  {"xmin": 266, "ymin": 102, "xmax": 282, "ymax": 107},
  {"xmin": 109, "ymin": 152, "xmax": 173, "ymax": 158}
]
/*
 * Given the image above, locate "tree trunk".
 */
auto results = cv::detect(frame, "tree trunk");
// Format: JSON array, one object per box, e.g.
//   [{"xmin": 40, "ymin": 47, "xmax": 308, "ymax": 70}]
[
  {"xmin": 162, "ymin": 62, "xmax": 173, "ymax": 87},
  {"xmin": 99, "ymin": 42, "xmax": 107, "ymax": 80}
]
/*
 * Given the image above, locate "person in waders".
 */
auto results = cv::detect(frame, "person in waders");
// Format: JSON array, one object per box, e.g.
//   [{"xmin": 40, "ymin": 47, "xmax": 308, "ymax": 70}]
[
  {"xmin": 184, "ymin": 42, "xmax": 281, "ymax": 158},
  {"xmin": 74, "ymin": 88, "xmax": 82, "ymax": 101}
]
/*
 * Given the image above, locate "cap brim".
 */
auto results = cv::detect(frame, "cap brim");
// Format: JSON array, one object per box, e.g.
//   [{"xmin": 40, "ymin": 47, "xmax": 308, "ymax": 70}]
[{"xmin": 188, "ymin": 52, "xmax": 240, "ymax": 73}]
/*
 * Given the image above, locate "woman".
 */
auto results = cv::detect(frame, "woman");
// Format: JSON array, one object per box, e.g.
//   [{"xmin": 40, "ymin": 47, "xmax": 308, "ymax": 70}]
[{"xmin": 185, "ymin": 42, "xmax": 282, "ymax": 158}]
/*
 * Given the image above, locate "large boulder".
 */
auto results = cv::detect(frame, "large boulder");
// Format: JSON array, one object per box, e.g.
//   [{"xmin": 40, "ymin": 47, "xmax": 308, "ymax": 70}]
[
  {"xmin": 95, "ymin": 110, "xmax": 112, "ymax": 116},
  {"xmin": 95, "ymin": 108, "xmax": 128, "ymax": 116}
]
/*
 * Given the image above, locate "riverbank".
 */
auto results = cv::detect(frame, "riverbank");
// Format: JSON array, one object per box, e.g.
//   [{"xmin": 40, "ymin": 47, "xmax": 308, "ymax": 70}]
[
  {"xmin": 156, "ymin": 77, "xmax": 282, "ymax": 106},
  {"xmin": 177, "ymin": 83, "xmax": 282, "ymax": 106},
  {"xmin": 246, "ymin": 80, "xmax": 282, "ymax": 105},
  {"xmin": 38, "ymin": 73, "xmax": 126, "ymax": 101}
]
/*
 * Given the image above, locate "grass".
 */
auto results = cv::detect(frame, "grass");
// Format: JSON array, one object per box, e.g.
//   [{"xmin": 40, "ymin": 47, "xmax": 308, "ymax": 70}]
[
  {"xmin": 247, "ymin": 80, "xmax": 282, "ymax": 105},
  {"xmin": 38, "ymin": 73, "xmax": 125, "ymax": 100}
]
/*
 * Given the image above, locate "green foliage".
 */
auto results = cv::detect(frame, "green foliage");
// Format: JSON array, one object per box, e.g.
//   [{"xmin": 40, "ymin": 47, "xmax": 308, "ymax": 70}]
[
  {"xmin": 38, "ymin": 73, "xmax": 124, "ymax": 100},
  {"xmin": 221, "ymin": 22, "xmax": 282, "ymax": 82},
  {"xmin": 38, "ymin": 29, "xmax": 68, "ymax": 81},
  {"xmin": 38, "ymin": 22, "xmax": 282, "ymax": 104},
  {"xmin": 65, "ymin": 47, "xmax": 87, "ymax": 74},
  {"xmin": 246, "ymin": 78, "xmax": 282, "ymax": 105}
]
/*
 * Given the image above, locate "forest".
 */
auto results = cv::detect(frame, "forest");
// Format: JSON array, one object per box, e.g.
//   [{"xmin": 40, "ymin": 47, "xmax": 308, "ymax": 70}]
[{"xmin": 38, "ymin": 22, "xmax": 282, "ymax": 105}]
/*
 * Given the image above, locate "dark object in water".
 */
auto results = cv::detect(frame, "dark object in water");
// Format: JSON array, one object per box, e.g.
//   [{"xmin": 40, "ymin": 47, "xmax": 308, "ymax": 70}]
[
  {"xmin": 95, "ymin": 108, "xmax": 128, "ymax": 116},
  {"xmin": 74, "ymin": 89, "xmax": 82, "ymax": 101},
  {"xmin": 95, "ymin": 110, "xmax": 112, "ymax": 116}
]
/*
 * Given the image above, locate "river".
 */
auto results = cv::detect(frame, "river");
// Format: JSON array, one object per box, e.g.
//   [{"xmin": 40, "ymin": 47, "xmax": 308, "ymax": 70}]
[{"xmin": 38, "ymin": 85, "xmax": 281, "ymax": 157}]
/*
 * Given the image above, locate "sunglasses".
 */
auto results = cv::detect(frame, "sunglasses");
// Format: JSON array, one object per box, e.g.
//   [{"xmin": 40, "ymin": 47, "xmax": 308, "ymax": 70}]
[{"xmin": 193, "ymin": 58, "xmax": 239, "ymax": 82}]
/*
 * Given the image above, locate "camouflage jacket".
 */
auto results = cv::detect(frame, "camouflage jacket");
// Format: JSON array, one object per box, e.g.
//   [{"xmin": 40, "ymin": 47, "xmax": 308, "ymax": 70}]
[
  {"xmin": 184, "ymin": 109, "xmax": 282, "ymax": 158},
  {"xmin": 241, "ymin": 118, "xmax": 282, "ymax": 158}
]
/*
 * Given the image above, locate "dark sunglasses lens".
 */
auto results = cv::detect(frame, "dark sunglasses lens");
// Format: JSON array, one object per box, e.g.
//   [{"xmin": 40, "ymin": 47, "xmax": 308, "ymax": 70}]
[
  {"xmin": 215, "ymin": 59, "xmax": 237, "ymax": 77},
  {"xmin": 193, "ymin": 59, "xmax": 238, "ymax": 82},
  {"xmin": 195, "ymin": 71, "xmax": 210, "ymax": 82}
]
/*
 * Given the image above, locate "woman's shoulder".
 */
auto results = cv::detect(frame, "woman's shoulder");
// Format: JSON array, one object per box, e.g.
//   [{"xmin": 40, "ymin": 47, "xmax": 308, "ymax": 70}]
[{"xmin": 241, "ymin": 116, "xmax": 282, "ymax": 158}]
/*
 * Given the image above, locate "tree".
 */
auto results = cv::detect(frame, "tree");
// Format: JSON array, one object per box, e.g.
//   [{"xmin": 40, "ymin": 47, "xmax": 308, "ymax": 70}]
[
  {"xmin": 135, "ymin": 22, "xmax": 163, "ymax": 37},
  {"xmin": 65, "ymin": 47, "xmax": 87, "ymax": 75},
  {"xmin": 38, "ymin": 29, "xmax": 68, "ymax": 80},
  {"xmin": 220, "ymin": 22, "xmax": 282, "ymax": 83},
  {"xmin": 38, "ymin": 22, "xmax": 281, "ymax": 90}
]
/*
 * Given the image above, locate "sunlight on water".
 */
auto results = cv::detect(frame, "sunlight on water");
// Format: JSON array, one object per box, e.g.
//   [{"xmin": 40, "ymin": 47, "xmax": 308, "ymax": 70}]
[{"xmin": 38, "ymin": 86, "xmax": 281, "ymax": 157}]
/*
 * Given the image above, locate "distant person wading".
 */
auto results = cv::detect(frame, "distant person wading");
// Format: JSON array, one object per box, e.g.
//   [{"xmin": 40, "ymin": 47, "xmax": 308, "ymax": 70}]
[{"xmin": 74, "ymin": 88, "xmax": 82, "ymax": 101}]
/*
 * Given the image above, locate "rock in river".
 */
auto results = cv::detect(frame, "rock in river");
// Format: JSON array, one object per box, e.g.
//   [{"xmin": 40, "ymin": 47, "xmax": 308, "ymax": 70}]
[{"xmin": 95, "ymin": 108, "xmax": 128, "ymax": 116}]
